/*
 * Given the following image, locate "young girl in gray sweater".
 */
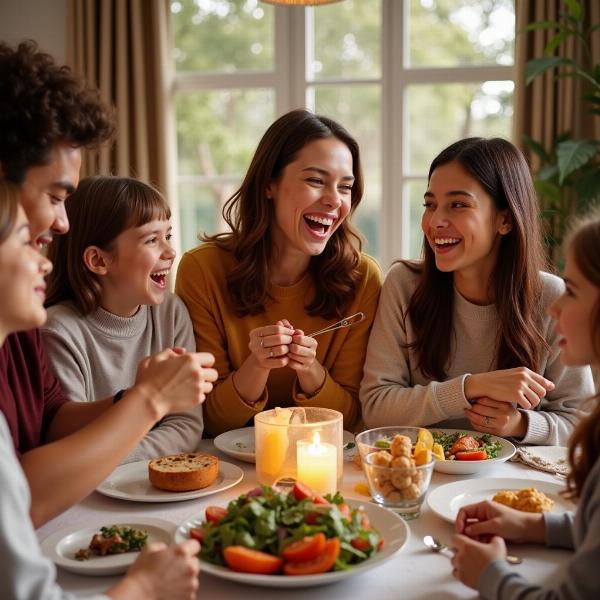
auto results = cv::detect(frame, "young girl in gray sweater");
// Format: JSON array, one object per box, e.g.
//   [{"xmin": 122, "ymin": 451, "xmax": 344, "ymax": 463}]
[
  {"xmin": 451, "ymin": 212, "xmax": 600, "ymax": 598},
  {"xmin": 42, "ymin": 176, "xmax": 202, "ymax": 462}
]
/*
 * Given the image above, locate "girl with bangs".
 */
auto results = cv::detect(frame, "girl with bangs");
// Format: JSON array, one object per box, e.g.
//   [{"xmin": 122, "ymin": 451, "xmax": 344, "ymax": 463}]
[
  {"xmin": 360, "ymin": 138, "xmax": 593, "ymax": 445},
  {"xmin": 43, "ymin": 176, "xmax": 203, "ymax": 462},
  {"xmin": 176, "ymin": 109, "xmax": 382, "ymax": 436}
]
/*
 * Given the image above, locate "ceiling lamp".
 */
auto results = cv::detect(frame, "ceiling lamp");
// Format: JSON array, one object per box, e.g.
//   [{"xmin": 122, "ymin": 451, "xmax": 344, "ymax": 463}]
[{"xmin": 261, "ymin": 1, "xmax": 343, "ymax": 5}]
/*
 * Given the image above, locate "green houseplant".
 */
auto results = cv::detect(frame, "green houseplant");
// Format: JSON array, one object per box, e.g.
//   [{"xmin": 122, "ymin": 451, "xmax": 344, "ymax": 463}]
[{"xmin": 522, "ymin": 0, "xmax": 600, "ymax": 261}]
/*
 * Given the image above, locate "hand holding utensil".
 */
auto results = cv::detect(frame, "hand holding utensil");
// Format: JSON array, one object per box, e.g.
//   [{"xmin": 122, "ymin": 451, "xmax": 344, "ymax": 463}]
[
  {"xmin": 306, "ymin": 312, "xmax": 365, "ymax": 338},
  {"xmin": 423, "ymin": 535, "xmax": 522, "ymax": 564}
]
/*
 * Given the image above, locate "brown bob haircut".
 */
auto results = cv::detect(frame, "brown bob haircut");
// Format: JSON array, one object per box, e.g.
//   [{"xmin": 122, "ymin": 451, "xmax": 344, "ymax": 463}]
[
  {"xmin": 204, "ymin": 108, "xmax": 364, "ymax": 319},
  {"xmin": 565, "ymin": 212, "xmax": 600, "ymax": 500},
  {"xmin": 45, "ymin": 176, "xmax": 170, "ymax": 314},
  {"xmin": 404, "ymin": 137, "xmax": 548, "ymax": 380},
  {"xmin": 0, "ymin": 181, "xmax": 21, "ymax": 245}
]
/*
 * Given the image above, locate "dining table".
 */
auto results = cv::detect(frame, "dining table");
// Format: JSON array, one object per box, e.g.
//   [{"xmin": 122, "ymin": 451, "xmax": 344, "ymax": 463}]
[{"xmin": 36, "ymin": 439, "xmax": 573, "ymax": 599}]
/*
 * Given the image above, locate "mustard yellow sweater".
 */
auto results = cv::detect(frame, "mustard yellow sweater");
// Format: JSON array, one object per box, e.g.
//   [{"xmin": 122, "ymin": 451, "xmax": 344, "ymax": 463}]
[{"xmin": 175, "ymin": 243, "xmax": 382, "ymax": 436}]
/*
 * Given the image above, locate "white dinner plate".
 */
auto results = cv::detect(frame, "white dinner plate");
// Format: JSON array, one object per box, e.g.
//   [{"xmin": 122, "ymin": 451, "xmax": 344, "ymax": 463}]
[
  {"xmin": 96, "ymin": 459, "xmax": 243, "ymax": 503},
  {"xmin": 40, "ymin": 518, "xmax": 175, "ymax": 576},
  {"xmin": 430, "ymin": 429, "xmax": 516, "ymax": 475},
  {"xmin": 427, "ymin": 477, "xmax": 574, "ymax": 524},
  {"xmin": 174, "ymin": 498, "xmax": 409, "ymax": 588},
  {"xmin": 214, "ymin": 427, "xmax": 356, "ymax": 464}
]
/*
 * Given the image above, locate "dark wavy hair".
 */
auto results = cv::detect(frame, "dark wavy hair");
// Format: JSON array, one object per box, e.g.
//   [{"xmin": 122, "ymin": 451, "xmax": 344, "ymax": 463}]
[
  {"xmin": 204, "ymin": 109, "xmax": 364, "ymax": 319},
  {"xmin": 404, "ymin": 137, "xmax": 548, "ymax": 380},
  {"xmin": 45, "ymin": 176, "xmax": 170, "ymax": 315},
  {"xmin": 0, "ymin": 41, "xmax": 114, "ymax": 183},
  {"xmin": 565, "ymin": 212, "xmax": 600, "ymax": 500}
]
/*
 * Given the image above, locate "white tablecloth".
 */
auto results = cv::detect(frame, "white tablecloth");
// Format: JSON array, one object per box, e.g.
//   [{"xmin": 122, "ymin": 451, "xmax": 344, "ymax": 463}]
[{"xmin": 37, "ymin": 441, "xmax": 572, "ymax": 600}]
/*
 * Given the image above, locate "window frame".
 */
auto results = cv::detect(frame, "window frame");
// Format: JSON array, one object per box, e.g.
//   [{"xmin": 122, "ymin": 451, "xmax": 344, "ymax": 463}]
[{"xmin": 171, "ymin": 0, "xmax": 516, "ymax": 267}]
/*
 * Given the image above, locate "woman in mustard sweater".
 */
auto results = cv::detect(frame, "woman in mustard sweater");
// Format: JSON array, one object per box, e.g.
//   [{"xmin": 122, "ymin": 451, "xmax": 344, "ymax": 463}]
[{"xmin": 176, "ymin": 109, "xmax": 382, "ymax": 436}]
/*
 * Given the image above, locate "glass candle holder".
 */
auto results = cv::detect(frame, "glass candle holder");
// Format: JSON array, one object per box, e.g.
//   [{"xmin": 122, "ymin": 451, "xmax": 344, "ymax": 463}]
[{"xmin": 254, "ymin": 407, "xmax": 343, "ymax": 495}]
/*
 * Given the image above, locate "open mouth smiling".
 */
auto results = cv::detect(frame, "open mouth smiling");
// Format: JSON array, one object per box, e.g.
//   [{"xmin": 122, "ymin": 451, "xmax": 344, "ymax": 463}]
[
  {"xmin": 303, "ymin": 214, "xmax": 335, "ymax": 236},
  {"xmin": 149, "ymin": 269, "xmax": 170, "ymax": 289},
  {"xmin": 433, "ymin": 236, "xmax": 461, "ymax": 250}
]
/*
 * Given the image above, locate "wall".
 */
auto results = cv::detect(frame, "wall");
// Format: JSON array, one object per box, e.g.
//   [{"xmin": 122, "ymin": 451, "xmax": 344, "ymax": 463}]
[{"xmin": 0, "ymin": 0, "xmax": 66, "ymax": 63}]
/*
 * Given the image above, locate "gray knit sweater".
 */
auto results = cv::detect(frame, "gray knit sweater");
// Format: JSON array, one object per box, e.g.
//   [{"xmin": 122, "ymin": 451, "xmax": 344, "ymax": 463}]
[
  {"xmin": 41, "ymin": 293, "xmax": 203, "ymax": 463},
  {"xmin": 480, "ymin": 454, "xmax": 600, "ymax": 598},
  {"xmin": 360, "ymin": 262, "xmax": 595, "ymax": 445}
]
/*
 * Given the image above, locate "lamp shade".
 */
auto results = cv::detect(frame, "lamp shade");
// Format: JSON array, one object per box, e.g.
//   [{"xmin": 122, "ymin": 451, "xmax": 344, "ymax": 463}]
[{"xmin": 261, "ymin": 1, "xmax": 342, "ymax": 5}]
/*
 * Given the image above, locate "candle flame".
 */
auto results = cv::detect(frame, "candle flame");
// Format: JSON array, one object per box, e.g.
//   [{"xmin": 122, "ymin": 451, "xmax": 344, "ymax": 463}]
[{"xmin": 312, "ymin": 432, "xmax": 321, "ymax": 447}]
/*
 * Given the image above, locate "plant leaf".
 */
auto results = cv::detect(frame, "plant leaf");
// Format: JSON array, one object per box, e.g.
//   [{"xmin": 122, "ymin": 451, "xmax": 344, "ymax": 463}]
[
  {"xmin": 563, "ymin": 0, "xmax": 582, "ymax": 21},
  {"xmin": 557, "ymin": 140, "xmax": 598, "ymax": 184},
  {"xmin": 539, "ymin": 164, "xmax": 559, "ymax": 181},
  {"xmin": 523, "ymin": 135, "xmax": 550, "ymax": 162},
  {"xmin": 520, "ymin": 21, "xmax": 559, "ymax": 33},
  {"xmin": 534, "ymin": 180, "xmax": 562, "ymax": 206},
  {"xmin": 525, "ymin": 57, "xmax": 568, "ymax": 84},
  {"xmin": 575, "ymin": 167, "xmax": 600, "ymax": 207},
  {"xmin": 545, "ymin": 31, "xmax": 572, "ymax": 56}
]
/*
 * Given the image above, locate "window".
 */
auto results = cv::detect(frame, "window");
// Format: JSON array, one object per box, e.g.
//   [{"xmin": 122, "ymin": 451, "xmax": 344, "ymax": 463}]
[{"xmin": 171, "ymin": 0, "xmax": 515, "ymax": 266}]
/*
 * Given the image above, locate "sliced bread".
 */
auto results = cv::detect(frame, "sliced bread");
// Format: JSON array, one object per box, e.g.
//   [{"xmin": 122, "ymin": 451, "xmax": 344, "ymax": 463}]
[{"xmin": 148, "ymin": 453, "xmax": 219, "ymax": 492}]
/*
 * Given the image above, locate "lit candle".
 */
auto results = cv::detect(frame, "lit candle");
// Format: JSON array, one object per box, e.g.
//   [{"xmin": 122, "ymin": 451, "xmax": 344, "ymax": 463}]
[{"xmin": 296, "ymin": 432, "xmax": 337, "ymax": 495}]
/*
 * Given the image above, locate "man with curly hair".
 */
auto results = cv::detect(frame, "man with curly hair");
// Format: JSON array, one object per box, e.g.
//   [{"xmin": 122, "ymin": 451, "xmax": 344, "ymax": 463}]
[{"xmin": 0, "ymin": 42, "xmax": 215, "ymax": 532}]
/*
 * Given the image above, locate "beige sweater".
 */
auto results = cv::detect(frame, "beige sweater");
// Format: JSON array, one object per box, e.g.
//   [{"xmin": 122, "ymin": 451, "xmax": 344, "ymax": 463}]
[{"xmin": 360, "ymin": 262, "xmax": 595, "ymax": 445}]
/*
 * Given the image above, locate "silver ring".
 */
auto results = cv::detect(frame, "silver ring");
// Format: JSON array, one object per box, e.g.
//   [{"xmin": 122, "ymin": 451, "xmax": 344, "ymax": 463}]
[
  {"xmin": 260, "ymin": 338, "xmax": 264, "ymax": 347},
  {"xmin": 485, "ymin": 416, "xmax": 491, "ymax": 426},
  {"xmin": 269, "ymin": 350, "xmax": 274, "ymax": 358}
]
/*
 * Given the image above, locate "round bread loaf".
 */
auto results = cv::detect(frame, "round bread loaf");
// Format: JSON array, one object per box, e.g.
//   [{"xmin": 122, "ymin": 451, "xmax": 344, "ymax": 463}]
[{"xmin": 148, "ymin": 453, "xmax": 219, "ymax": 492}]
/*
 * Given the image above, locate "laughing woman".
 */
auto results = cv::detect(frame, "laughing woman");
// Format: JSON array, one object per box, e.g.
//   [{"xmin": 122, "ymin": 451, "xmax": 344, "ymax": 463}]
[
  {"xmin": 360, "ymin": 138, "xmax": 594, "ymax": 445},
  {"xmin": 176, "ymin": 109, "xmax": 382, "ymax": 436}
]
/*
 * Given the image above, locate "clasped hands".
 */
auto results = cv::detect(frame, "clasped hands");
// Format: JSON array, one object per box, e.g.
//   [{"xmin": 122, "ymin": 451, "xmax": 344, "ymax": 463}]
[
  {"xmin": 249, "ymin": 319, "xmax": 317, "ymax": 372},
  {"xmin": 463, "ymin": 367, "xmax": 555, "ymax": 438}
]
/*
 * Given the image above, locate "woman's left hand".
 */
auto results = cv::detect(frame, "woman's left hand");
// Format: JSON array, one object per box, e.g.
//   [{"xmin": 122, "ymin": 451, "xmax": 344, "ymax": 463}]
[
  {"xmin": 450, "ymin": 533, "xmax": 506, "ymax": 590},
  {"xmin": 288, "ymin": 329, "xmax": 326, "ymax": 395},
  {"xmin": 464, "ymin": 397, "xmax": 527, "ymax": 438}
]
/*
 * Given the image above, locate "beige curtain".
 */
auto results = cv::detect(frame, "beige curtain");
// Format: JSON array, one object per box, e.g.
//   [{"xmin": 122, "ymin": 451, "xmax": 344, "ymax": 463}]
[
  {"xmin": 65, "ymin": 0, "xmax": 176, "ymax": 202},
  {"xmin": 514, "ymin": 0, "xmax": 600, "ymax": 170}
]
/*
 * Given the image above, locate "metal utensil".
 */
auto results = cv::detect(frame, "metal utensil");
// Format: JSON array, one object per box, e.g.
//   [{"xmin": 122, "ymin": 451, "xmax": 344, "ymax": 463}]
[
  {"xmin": 306, "ymin": 312, "xmax": 365, "ymax": 338},
  {"xmin": 423, "ymin": 535, "xmax": 522, "ymax": 565}
]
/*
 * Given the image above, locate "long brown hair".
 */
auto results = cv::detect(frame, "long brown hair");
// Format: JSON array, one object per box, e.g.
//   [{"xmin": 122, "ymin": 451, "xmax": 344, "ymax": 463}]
[
  {"xmin": 45, "ymin": 176, "xmax": 170, "ymax": 314},
  {"xmin": 565, "ymin": 213, "xmax": 600, "ymax": 500},
  {"xmin": 203, "ymin": 109, "xmax": 364, "ymax": 319},
  {"xmin": 0, "ymin": 181, "xmax": 20, "ymax": 244},
  {"xmin": 405, "ymin": 138, "xmax": 548, "ymax": 380}
]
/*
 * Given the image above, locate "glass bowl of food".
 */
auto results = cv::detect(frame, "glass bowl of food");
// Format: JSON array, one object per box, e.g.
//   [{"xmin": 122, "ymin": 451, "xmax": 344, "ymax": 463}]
[{"xmin": 356, "ymin": 427, "xmax": 435, "ymax": 519}]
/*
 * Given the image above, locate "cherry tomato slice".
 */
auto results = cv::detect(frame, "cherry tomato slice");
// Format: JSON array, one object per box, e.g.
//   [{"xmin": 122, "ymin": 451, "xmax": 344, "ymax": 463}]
[
  {"xmin": 293, "ymin": 481, "xmax": 314, "ymax": 501},
  {"xmin": 205, "ymin": 506, "xmax": 228, "ymax": 524},
  {"xmin": 223, "ymin": 546, "xmax": 283, "ymax": 574},
  {"xmin": 455, "ymin": 449, "xmax": 487, "ymax": 461},
  {"xmin": 283, "ymin": 538, "xmax": 341, "ymax": 576},
  {"xmin": 282, "ymin": 533, "xmax": 327, "ymax": 563},
  {"xmin": 189, "ymin": 527, "xmax": 206, "ymax": 543}
]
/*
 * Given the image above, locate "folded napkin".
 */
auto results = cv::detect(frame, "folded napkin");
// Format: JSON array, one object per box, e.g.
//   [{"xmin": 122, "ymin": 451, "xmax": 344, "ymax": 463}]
[{"xmin": 511, "ymin": 446, "xmax": 569, "ymax": 477}]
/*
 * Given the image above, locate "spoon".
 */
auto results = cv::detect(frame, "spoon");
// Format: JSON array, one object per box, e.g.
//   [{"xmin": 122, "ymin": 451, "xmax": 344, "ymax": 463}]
[{"xmin": 423, "ymin": 535, "xmax": 522, "ymax": 565}]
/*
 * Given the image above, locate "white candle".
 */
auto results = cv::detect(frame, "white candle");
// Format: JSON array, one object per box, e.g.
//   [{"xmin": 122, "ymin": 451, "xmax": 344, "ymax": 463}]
[{"xmin": 296, "ymin": 433, "xmax": 337, "ymax": 495}]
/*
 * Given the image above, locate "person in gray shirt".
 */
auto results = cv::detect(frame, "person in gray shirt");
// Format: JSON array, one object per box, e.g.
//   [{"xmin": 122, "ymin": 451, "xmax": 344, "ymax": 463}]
[{"xmin": 450, "ymin": 212, "xmax": 600, "ymax": 599}]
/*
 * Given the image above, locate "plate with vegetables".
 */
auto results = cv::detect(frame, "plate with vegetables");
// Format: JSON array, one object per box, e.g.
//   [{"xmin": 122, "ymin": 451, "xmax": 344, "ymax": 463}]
[
  {"xmin": 175, "ymin": 482, "xmax": 409, "ymax": 588},
  {"xmin": 429, "ymin": 429, "xmax": 516, "ymax": 475},
  {"xmin": 40, "ymin": 518, "xmax": 175, "ymax": 576}
]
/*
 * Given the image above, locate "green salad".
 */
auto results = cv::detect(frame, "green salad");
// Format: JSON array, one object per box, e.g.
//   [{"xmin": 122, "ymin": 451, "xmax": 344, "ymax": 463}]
[
  {"xmin": 432, "ymin": 431, "xmax": 503, "ymax": 459},
  {"xmin": 194, "ymin": 483, "xmax": 382, "ymax": 574}
]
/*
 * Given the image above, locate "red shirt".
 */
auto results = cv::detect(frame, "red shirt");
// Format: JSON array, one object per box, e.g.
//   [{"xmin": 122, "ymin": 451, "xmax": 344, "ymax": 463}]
[{"xmin": 0, "ymin": 329, "xmax": 67, "ymax": 456}]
